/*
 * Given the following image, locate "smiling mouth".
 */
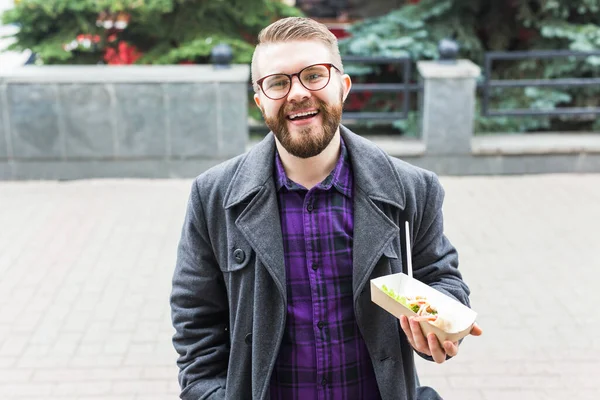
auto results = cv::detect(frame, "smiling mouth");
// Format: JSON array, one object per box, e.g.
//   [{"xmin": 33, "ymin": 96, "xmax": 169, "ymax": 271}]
[{"xmin": 287, "ymin": 110, "xmax": 320, "ymax": 121}]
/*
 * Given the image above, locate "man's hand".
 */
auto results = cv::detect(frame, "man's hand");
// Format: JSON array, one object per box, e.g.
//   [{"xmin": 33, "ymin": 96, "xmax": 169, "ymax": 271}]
[{"xmin": 400, "ymin": 315, "xmax": 482, "ymax": 364}]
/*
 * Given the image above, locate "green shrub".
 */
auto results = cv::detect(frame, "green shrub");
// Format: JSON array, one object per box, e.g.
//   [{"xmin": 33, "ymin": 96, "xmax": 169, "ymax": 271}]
[
  {"xmin": 1, "ymin": 0, "xmax": 302, "ymax": 65},
  {"xmin": 339, "ymin": 0, "xmax": 600, "ymax": 134}
]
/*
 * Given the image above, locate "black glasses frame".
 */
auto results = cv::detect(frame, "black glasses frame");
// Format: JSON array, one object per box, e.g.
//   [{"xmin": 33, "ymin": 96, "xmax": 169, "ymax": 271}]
[{"xmin": 256, "ymin": 63, "xmax": 341, "ymax": 100}]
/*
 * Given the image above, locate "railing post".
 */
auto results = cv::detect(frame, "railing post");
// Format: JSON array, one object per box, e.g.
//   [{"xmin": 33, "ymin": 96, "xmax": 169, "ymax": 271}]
[
  {"xmin": 211, "ymin": 43, "xmax": 233, "ymax": 69},
  {"xmin": 417, "ymin": 59, "xmax": 480, "ymax": 156}
]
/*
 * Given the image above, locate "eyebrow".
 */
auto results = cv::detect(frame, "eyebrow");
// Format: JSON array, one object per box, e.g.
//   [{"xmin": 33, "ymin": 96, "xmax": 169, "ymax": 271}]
[{"xmin": 262, "ymin": 62, "xmax": 332, "ymax": 77}]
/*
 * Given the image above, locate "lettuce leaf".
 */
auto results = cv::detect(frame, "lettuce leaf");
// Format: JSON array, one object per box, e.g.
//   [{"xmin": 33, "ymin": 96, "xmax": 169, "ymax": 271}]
[{"xmin": 381, "ymin": 284, "xmax": 409, "ymax": 308}]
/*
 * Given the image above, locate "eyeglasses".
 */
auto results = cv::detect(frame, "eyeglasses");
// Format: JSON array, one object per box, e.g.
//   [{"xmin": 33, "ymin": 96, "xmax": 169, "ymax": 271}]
[{"xmin": 256, "ymin": 63, "xmax": 341, "ymax": 100}]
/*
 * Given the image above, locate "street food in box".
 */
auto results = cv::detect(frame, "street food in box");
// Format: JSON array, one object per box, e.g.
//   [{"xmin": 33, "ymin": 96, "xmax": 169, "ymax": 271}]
[{"xmin": 371, "ymin": 273, "xmax": 477, "ymax": 342}]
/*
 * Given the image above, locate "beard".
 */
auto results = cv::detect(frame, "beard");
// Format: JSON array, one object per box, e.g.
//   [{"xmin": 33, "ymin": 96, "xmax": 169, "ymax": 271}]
[{"xmin": 262, "ymin": 92, "xmax": 344, "ymax": 159}]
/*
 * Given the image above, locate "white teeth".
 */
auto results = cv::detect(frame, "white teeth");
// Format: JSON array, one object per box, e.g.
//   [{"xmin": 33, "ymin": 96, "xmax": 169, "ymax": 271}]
[{"xmin": 289, "ymin": 111, "xmax": 318, "ymax": 120}]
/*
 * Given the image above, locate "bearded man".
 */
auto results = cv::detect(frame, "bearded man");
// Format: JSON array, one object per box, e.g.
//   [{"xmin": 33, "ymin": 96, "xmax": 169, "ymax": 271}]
[{"xmin": 170, "ymin": 17, "xmax": 481, "ymax": 400}]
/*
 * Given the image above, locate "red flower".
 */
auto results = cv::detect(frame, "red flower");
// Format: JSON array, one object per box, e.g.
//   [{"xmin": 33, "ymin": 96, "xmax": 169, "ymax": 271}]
[
  {"xmin": 329, "ymin": 28, "xmax": 351, "ymax": 40},
  {"xmin": 103, "ymin": 41, "xmax": 142, "ymax": 64}
]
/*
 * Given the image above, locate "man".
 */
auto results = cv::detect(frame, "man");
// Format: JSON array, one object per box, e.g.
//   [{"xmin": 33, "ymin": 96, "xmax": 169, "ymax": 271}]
[{"xmin": 170, "ymin": 17, "xmax": 481, "ymax": 400}]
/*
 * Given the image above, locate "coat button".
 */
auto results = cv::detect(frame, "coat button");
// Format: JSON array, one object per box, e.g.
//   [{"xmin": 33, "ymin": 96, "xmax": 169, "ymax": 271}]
[
  {"xmin": 245, "ymin": 333, "xmax": 252, "ymax": 345},
  {"xmin": 233, "ymin": 248, "xmax": 245, "ymax": 264}
]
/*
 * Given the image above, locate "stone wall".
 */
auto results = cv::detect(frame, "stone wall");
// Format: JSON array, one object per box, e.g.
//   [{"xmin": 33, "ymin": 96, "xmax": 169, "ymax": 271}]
[
  {"xmin": 1, "ymin": 61, "xmax": 599, "ymax": 179},
  {"xmin": 0, "ymin": 65, "xmax": 249, "ymax": 179}
]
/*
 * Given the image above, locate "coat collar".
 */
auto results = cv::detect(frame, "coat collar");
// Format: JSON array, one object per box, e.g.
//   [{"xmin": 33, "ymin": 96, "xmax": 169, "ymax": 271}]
[
  {"xmin": 223, "ymin": 131, "xmax": 275, "ymax": 209},
  {"xmin": 223, "ymin": 125, "xmax": 406, "ymax": 210},
  {"xmin": 339, "ymin": 125, "xmax": 406, "ymax": 210}
]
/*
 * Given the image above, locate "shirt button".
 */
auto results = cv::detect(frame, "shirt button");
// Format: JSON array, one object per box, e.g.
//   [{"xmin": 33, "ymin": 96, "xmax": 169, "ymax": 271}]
[
  {"xmin": 311, "ymin": 262, "xmax": 318, "ymax": 271},
  {"xmin": 307, "ymin": 203, "xmax": 314, "ymax": 212},
  {"xmin": 317, "ymin": 321, "xmax": 324, "ymax": 329},
  {"xmin": 321, "ymin": 377, "xmax": 327, "ymax": 386}
]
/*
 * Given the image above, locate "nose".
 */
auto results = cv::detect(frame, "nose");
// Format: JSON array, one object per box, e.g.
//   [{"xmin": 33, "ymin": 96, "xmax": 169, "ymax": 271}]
[{"xmin": 286, "ymin": 75, "xmax": 311, "ymax": 103}]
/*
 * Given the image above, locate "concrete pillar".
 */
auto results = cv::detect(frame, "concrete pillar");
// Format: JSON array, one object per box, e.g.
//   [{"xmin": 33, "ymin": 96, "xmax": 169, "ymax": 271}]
[{"xmin": 417, "ymin": 60, "xmax": 480, "ymax": 155}]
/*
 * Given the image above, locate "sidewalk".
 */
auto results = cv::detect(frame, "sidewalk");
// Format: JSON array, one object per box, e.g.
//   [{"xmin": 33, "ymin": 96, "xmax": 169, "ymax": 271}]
[{"xmin": 0, "ymin": 174, "xmax": 598, "ymax": 399}]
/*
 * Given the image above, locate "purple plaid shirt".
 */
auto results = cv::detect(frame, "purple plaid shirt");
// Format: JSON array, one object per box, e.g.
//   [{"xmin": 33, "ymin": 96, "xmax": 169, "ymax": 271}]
[{"xmin": 269, "ymin": 139, "xmax": 381, "ymax": 400}]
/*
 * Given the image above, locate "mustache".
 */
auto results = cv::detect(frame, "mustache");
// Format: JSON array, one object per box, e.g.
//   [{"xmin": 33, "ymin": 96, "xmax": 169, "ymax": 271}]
[{"xmin": 282, "ymin": 100, "xmax": 322, "ymax": 114}]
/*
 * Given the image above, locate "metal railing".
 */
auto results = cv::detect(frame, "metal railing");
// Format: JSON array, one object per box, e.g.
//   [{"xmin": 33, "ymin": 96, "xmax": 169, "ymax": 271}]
[
  {"xmin": 481, "ymin": 50, "xmax": 600, "ymax": 117},
  {"xmin": 341, "ymin": 55, "xmax": 418, "ymax": 121},
  {"xmin": 249, "ymin": 49, "xmax": 600, "ymax": 126}
]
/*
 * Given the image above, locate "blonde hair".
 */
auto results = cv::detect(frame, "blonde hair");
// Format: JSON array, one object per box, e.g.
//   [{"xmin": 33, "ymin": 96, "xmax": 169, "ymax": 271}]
[{"xmin": 251, "ymin": 17, "xmax": 344, "ymax": 92}]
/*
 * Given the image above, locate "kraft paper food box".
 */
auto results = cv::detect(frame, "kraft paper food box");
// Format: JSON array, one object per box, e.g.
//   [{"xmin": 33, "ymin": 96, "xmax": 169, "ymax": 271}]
[{"xmin": 371, "ymin": 272, "xmax": 477, "ymax": 343}]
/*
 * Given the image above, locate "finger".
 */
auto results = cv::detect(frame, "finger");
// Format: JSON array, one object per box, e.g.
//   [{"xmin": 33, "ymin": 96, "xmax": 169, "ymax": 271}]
[
  {"xmin": 470, "ymin": 323, "xmax": 483, "ymax": 336},
  {"xmin": 399, "ymin": 315, "xmax": 410, "ymax": 335},
  {"xmin": 399, "ymin": 315, "xmax": 416, "ymax": 348},
  {"xmin": 428, "ymin": 333, "xmax": 446, "ymax": 363},
  {"xmin": 409, "ymin": 317, "xmax": 431, "ymax": 355},
  {"xmin": 443, "ymin": 340, "xmax": 458, "ymax": 357}
]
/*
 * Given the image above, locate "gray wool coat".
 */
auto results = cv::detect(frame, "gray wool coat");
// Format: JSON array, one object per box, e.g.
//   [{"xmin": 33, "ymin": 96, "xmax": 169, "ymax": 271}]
[{"xmin": 170, "ymin": 126, "xmax": 471, "ymax": 400}]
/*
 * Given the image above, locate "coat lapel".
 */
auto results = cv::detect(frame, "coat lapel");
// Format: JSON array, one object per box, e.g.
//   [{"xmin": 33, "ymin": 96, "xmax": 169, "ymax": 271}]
[
  {"xmin": 235, "ymin": 182, "xmax": 286, "ymax": 297},
  {"xmin": 352, "ymin": 189, "xmax": 400, "ymax": 298},
  {"xmin": 223, "ymin": 133, "xmax": 287, "ymax": 299},
  {"xmin": 340, "ymin": 126, "xmax": 407, "ymax": 298}
]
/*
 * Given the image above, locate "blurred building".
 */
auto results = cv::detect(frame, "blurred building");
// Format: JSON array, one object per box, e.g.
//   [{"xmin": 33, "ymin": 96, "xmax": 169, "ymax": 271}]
[
  {"xmin": 296, "ymin": 0, "xmax": 405, "ymax": 19},
  {"xmin": 294, "ymin": 0, "xmax": 405, "ymax": 39}
]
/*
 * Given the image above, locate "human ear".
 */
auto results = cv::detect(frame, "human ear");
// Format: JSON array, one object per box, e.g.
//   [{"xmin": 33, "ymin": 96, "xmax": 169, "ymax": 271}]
[
  {"xmin": 341, "ymin": 74, "xmax": 352, "ymax": 102},
  {"xmin": 253, "ymin": 92, "xmax": 262, "ymax": 109}
]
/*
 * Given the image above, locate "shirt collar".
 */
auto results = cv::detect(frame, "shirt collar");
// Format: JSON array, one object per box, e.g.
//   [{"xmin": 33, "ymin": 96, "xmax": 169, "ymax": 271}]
[{"xmin": 274, "ymin": 137, "xmax": 352, "ymax": 198}]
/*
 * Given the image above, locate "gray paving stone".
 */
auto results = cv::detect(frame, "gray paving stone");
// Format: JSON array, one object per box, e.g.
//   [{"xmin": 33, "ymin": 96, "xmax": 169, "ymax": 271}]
[
  {"xmin": 482, "ymin": 390, "xmax": 547, "ymax": 400},
  {"xmin": 53, "ymin": 382, "xmax": 112, "ymax": 397},
  {"xmin": 440, "ymin": 389, "xmax": 484, "ymax": 400},
  {"xmin": 0, "ymin": 370, "xmax": 32, "ymax": 383}
]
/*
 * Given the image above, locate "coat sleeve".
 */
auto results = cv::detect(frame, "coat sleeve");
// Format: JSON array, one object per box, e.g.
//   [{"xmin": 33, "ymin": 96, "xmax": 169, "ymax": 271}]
[
  {"xmin": 170, "ymin": 179, "xmax": 229, "ymax": 400},
  {"xmin": 411, "ymin": 172, "xmax": 471, "ymax": 307},
  {"xmin": 409, "ymin": 172, "xmax": 471, "ymax": 362}
]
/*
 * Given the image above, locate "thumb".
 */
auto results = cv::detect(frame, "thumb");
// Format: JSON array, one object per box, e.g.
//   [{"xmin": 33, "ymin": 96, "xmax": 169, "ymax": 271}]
[{"xmin": 470, "ymin": 323, "xmax": 483, "ymax": 336}]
